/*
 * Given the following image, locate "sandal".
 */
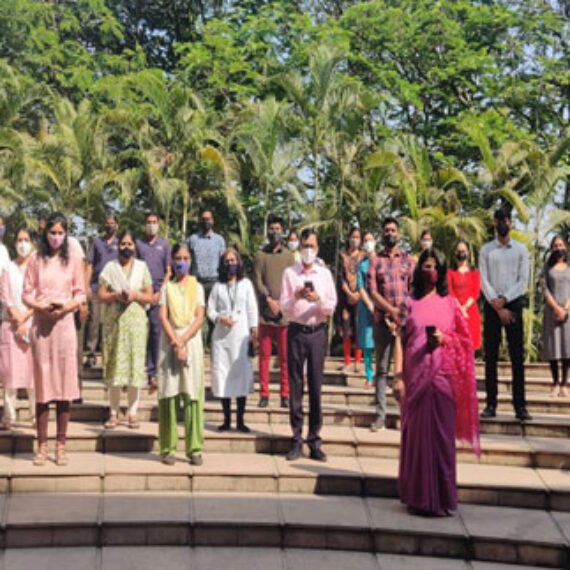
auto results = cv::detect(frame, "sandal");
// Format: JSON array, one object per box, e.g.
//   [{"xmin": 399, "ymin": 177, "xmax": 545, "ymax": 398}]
[
  {"xmin": 364, "ymin": 380, "xmax": 374, "ymax": 390},
  {"xmin": 105, "ymin": 415, "xmax": 119, "ymax": 429},
  {"xmin": 33, "ymin": 443, "xmax": 48, "ymax": 466},
  {"xmin": 55, "ymin": 442, "xmax": 68, "ymax": 466},
  {"xmin": 127, "ymin": 415, "xmax": 140, "ymax": 429}
]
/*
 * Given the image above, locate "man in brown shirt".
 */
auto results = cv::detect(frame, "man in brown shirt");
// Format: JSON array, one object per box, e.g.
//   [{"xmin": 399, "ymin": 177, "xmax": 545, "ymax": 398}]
[{"xmin": 253, "ymin": 214, "xmax": 295, "ymax": 408}]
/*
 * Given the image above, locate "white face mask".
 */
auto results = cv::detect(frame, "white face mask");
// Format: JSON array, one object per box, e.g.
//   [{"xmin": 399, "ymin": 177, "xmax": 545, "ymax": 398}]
[
  {"xmin": 16, "ymin": 240, "xmax": 32, "ymax": 258},
  {"xmin": 363, "ymin": 240, "xmax": 375, "ymax": 253},
  {"xmin": 146, "ymin": 222, "xmax": 159, "ymax": 236},
  {"xmin": 301, "ymin": 247, "xmax": 317, "ymax": 265},
  {"xmin": 349, "ymin": 238, "xmax": 361, "ymax": 249},
  {"xmin": 288, "ymin": 240, "xmax": 299, "ymax": 251},
  {"xmin": 420, "ymin": 239, "xmax": 433, "ymax": 251}
]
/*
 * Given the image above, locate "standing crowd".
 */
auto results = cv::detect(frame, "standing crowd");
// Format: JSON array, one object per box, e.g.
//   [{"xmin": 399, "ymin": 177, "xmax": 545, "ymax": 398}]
[{"xmin": 0, "ymin": 206, "xmax": 568, "ymax": 516}]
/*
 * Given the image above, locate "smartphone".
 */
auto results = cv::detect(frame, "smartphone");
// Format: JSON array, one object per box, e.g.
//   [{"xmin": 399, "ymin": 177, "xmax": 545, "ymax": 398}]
[
  {"xmin": 121, "ymin": 290, "xmax": 129, "ymax": 301},
  {"xmin": 304, "ymin": 280, "xmax": 314, "ymax": 292},
  {"xmin": 49, "ymin": 301, "xmax": 64, "ymax": 311}
]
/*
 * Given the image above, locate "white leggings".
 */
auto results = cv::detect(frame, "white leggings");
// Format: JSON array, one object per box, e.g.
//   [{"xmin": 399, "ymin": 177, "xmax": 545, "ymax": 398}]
[
  {"xmin": 3, "ymin": 388, "xmax": 36, "ymax": 424},
  {"xmin": 109, "ymin": 386, "xmax": 140, "ymax": 417}
]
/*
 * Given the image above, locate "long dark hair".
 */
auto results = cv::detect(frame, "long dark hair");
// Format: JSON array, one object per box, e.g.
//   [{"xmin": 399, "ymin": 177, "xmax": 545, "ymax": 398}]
[
  {"xmin": 547, "ymin": 234, "xmax": 569, "ymax": 268},
  {"xmin": 38, "ymin": 211, "xmax": 69, "ymax": 264},
  {"xmin": 412, "ymin": 247, "xmax": 448, "ymax": 299},
  {"xmin": 170, "ymin": 242, "xmax": 191, "ymax": 280},
  {"xmin": 218, "ymin": 247, "xmax": 245, "ymax": 283},
  {"xmin": 450, "ymin": 240, "xmax": 476, "ymax": 271}
]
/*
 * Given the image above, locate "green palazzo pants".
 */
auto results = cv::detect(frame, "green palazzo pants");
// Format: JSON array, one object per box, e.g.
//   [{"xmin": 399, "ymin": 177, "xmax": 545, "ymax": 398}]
[{"xmin": 158, "ymin": 392, "xmax": 204, "ymax": 457}]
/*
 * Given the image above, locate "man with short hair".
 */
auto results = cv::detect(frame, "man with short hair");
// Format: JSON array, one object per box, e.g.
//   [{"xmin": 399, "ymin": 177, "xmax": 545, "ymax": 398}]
[
  {"xmin": 280, "ymin": 228, "xmax": 337, "ymax": 462},
  {"xmin": 368, "ymin": 216, "xmax": 415, "ymax": 432},
  {"xmin": 479, "ymin": 208, "xmax": 531, "ymax": 421},
  {"xmin": 84, "ymin": 214, "xmax": 119, "ymax": 368},
  {"xmin": 136, "ymin": 213, "xmax": 171, "ymax": 389},
  {"xmin": 253, "ymin": 214, "xmax": 295, "ymax": 409}
]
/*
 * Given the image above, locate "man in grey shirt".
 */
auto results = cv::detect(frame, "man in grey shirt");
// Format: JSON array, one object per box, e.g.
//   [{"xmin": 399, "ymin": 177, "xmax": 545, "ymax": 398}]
[{"xmin": 479, "ymin": 208, "xmax": 531, "ymax": 422}]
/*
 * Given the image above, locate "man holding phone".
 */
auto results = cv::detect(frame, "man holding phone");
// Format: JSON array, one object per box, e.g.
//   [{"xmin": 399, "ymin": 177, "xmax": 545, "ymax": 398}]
[{"xmin": 280, "ymin": 229, "xmax": 337, "ymax": 462}]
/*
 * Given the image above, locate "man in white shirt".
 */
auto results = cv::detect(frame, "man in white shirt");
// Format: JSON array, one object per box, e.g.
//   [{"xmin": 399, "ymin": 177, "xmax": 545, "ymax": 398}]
[{"xmin": 479, "ymin": 209, "xmax": 530, "ymax": 422}]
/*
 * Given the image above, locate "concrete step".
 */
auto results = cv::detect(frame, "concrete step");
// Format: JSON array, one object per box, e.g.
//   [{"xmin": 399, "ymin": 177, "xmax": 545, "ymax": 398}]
[
  {"xmin": 0, "ymin": 451, "xmax": 569, "ymax": 513},
  {"xmin": 0, "ymin": 492, "xmax": 567, "ymax": 567},
  {"xmin": 1, "ymin": 422, "xmax": 569, "ymax": 471}
]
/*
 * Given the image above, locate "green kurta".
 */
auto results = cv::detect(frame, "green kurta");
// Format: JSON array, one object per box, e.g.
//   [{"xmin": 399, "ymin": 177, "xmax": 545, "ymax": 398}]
[{"xmin": 99, "ymin": 259, "xmax": 152, "ymax": 388}]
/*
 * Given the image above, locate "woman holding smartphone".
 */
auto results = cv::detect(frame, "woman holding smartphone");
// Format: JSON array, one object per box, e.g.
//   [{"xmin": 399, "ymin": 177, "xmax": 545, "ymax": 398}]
[
  {"xmin": 98, "ymin": 230, "xmax": 153, "ymax": 429},
  {"xmin": 392, "ymin": 248, "xmax": 480, "ymax": 516},
  {"xmin": 208, "ymin": 248, "xmax": 258, "ymax": 432},
  {"xmin": 23, "ymin": 212, "xmax": 86, "ymax": 466}
]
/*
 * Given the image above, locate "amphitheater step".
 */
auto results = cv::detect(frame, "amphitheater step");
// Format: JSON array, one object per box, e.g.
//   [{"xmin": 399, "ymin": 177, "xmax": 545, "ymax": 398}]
[{"xmin": 0, "ymin": 493, "xmax": 567, "ymax": 567}]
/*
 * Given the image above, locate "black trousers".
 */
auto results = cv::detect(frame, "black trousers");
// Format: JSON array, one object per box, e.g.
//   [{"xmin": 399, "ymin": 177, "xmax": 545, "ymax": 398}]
[
  {"xmin": 200, "ymin": 279, "xmax": 217, "ymax": 348},
  {"xmin": 483, "ymin": 299, "xmax": 526, "ymax": 411},
  {"xmin": 287, "ymin": 323, "xmax": 327, "ymax": 451}
]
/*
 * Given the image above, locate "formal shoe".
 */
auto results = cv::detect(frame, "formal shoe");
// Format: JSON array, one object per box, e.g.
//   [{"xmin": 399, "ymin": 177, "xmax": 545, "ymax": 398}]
[
  {"xmin": 236, "ymin": 423, "xmax": 251, "ymax": 433},
  {"xmin": 217, "ymin": 423, "xmax": 230, "ymax": 432},
  {"xmin": 190, "ymin": 454, "xmax": 203, "ymax": 466},
  {"xmin": 286, "ymin": 447, "xmax": 303, "ymax": 461},
  {"xmin": 280, "ymin": 397, "xmax": 289, "ymax": 409},
  {"xmin": 258, "ymin": 396, "xmax": 269, "ymax": 408},
  {"xmin": 515, "ymin": 408, "xmax": 532, "ymax": 422},
  {"xmin": 480, "ymin": 406, "xmax": 496, "ymax": 418},
  {"xmin": 370, "ymin": 419, "xmax": 385, "ymax": 432},
  {"xmin": 162, "ymin": 454, "xmax": 176, "ymax": 465},
  {"xmin": 309, "ymin": 448, "xmax": 327, "ymax": 462}
]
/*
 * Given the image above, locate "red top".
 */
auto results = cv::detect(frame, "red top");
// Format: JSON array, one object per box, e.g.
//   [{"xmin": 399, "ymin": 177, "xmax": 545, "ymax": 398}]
[{"xmin": 447, "ymin": 268, "xmax": 481, "ymax": 350}]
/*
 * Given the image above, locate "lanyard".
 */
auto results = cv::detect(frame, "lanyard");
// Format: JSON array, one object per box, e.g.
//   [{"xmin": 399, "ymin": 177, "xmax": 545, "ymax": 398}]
[{"xmin": 227, "ymin": 281, "xmax": 238, "ymax": 314}]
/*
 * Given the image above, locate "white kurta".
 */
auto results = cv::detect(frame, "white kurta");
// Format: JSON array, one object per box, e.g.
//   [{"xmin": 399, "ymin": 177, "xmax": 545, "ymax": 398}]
[{"xmin": 207, "ymin": 278, "xmax": 258, "ymax": 398}]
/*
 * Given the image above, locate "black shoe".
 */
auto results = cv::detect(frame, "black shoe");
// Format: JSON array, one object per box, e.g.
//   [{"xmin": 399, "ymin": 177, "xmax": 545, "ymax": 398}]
[
  {"xmin": 236, "ymin": 423, "xmax": 251, "ymax": 433},
  {"xmin": 286, "ymin": 446, "xmax": 303, "ymax": 461},
  {"xmin": 309, "ymin": 448, "xmax": 327, "ymax": 462},
  {"xmin": 85, "ymin": 353, "xmax": 97, "ymax": 368},
  {"xmin": 72, "ymin": 398, "xmax": 83, "ymax": 405},
  {"xmin": 515, "ymin": 408, "xmax": 532, "ymax": 422},
  {"xmin": 217, "ymin": 423, "xmax": 230, "ymax": 432},
  {"xmin": 280, "ymin": 397, "xmax": 289, "ymax": 409},
  {"xmin": 480, "ymin": 406, "xmax": 496, "ymax": 418},
  {"xmin": 258, "ymin": 396, "xmax": 269, "ymax": 408}
]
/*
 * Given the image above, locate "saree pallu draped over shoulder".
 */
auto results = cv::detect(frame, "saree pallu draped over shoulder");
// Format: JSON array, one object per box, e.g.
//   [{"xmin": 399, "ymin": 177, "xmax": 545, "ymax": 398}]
[{"xmin": 398, "ymin": 294, "xmax": 480, "ymax": 516}]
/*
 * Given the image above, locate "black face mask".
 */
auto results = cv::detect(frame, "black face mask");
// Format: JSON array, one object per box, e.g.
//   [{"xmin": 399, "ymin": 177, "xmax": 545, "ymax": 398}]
[
  {"xmin": 550, "ymin": 249, "xmax": 568, "ymax": 264},
  {"xmin": 497, "ymin": 220, "xmax": 509, "ymax": 238},
  {"xmin": 119, "ymin": 247, "xmax": 134, "ymax": 260},
  {"xmin": 383, "ymin": 234, "xmax": 397, "ymax": 248},
  {"xmin": 268, "ymin": 230, "xmax": 282, "ymax": 245},
  {"xmin": 105, "ymin": 225, "xmax": 116, "ymax": 236},
  {"xmin": 456, "ymin": 252, "xmax": 468, "ymax": 262},
  {"xmin": 202, "ymin": 220, "xmax": 213, "ymax": 232}
]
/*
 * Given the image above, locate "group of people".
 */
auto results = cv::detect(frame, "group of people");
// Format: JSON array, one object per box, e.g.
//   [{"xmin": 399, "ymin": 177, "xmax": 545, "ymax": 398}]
[{"xmin": 0, "ymin": 205, "xmax": 568, "ymax": 517}]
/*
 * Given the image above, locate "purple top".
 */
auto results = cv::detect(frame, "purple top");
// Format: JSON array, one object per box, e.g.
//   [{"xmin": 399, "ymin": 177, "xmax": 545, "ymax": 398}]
[
  {"xmin": 87, "ymin": 236, "xmax": 119, "ymax": 292},
  {"xmin": 135, "ymin": 236, "xmax": 171, "ymax": 291}
]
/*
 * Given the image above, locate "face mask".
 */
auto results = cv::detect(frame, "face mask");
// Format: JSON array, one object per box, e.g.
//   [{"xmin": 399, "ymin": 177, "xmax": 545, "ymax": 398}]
[
  {"xmin": 174, "ymin": 261, "xmax": 190, "ymax": 276},
  {"xmin": 119, "ymin": 247, "xmax": 134, "ymax": 260},
  {"xmin": 383, "ymin": 234, "xmax": 397, "ymax": 248},
  {"xmin": 146, "ymin": 222, "xmax": 159, "ymax": 236},
  {"xmin": 0, "ymin": 227, "xmax": 5, "ymax": 240},
  {"xmin": 550, "ymin": 249, "xmax": 568, "ymax": 264},
  {"xmin": 288, "ymin": 240, "xmax": 299, "ymax": 251},
  {"xmin": 268, "ymin": 230, "xmax": 282, "ymax": 244},
  {"xmin": 456, "ymin": 252, "xmax": 468, "ymax": 262},
  {"xmin": 202, "ymin": 220, "xmax": 213, "ymax": 232},
  {"xmin": 105, "ymin": 224, "xmax": 116, "ymax": 236},
  {"xmin": 422, "ymin": 268, "xmax": 438, "ymax": 287},
  {"xmin": 301, "ymin": 247, "xmax": 317, "ymax": 265},
  {"xmin": 497, "ymin": 219, "xmax": 509, "ymax": 238},
  {"xmin": 349, "ymin": 238, "xmax": 361, "ymax": 249},
  {"xmin": 16, "ymin": 240, "xmax": 32, "ymax": 257},
  {"xmin": 226, "ymin": 262, "xmax": 239, "ymax": 276},
  {"xmin": 47, "ymin": 233, "xmax": 65, "ymax": 251},
  {"xmin": 420, "ymin": 240, "xmax": 433, "ymax": 251},
  {"xmin": 363, "ymin": 240, "xmax": 375, "ymax": 253}
]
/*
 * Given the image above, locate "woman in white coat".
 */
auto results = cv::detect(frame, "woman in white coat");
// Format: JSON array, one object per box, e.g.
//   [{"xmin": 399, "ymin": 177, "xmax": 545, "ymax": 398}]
[{"xmin": 208, "ymin": 248, "xmax": 258, "ymax": 432}]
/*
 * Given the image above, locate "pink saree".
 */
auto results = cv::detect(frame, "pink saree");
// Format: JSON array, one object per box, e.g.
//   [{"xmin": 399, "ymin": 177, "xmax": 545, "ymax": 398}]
[{"xmin": 398, "ymin": 293, "xmax": 480, "ymax": 515}]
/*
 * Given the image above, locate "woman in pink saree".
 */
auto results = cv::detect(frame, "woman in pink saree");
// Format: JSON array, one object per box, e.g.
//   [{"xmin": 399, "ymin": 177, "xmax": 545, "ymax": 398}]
[{"xmin": 393, "ymin": 248, "xmax": 480, "ymax": 516}]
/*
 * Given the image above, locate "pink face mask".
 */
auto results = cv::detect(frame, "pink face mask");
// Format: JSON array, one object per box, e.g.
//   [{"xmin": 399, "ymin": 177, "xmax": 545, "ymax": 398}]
[
  {"xmin": 421, "ymin": 268, "xmax": 438, "ymax": 286},
  {"xmin": 48, "ymin": 233, "xmax": 65, "ymax": 251}
]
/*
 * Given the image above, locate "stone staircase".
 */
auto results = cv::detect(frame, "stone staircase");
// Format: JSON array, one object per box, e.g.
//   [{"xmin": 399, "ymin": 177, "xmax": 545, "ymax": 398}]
[{"xmin": 0, "ymin": 356, "xmax": 568, "ymax": 569}]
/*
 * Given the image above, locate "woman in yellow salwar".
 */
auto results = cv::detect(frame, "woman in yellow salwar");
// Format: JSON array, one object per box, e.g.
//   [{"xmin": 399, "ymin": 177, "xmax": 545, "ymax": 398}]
[{"xmin": 158, "ymin": 243, "xmax": 205, "ymax": 466}]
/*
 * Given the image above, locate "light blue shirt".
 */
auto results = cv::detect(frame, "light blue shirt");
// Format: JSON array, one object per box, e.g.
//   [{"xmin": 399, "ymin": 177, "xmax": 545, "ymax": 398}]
[
  {"xmin": 189, "ymin": 231, "xmax": 226, "ymax": 281},
  {"xmin": 479, "ymin": 238, "xmax": 529, "ymax": 303}
]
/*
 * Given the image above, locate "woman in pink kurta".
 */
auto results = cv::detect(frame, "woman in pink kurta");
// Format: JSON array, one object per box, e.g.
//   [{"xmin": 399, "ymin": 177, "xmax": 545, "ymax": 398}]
[
  {"xmin": 392, "ymin": 248, "xmax": 480, "ymax": 516},
  {"xmin": 23, "ymin": 212, "xmax": 85, "ymax": 466},
  {"xmin": 0, "ymin": 228, "xmax": 36, "ymax": 429}
]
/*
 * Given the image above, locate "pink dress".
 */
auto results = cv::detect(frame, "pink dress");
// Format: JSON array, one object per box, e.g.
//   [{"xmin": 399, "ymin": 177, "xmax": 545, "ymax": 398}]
[
  {"xmin": 398, "ymin": 294, "xmax": 480, "ymax": 515},
  {"xmin": 0, "ymin": 262, "xmax": 34, "ymax": 389},
  {"xmin": 22, "ymin": 252, "xmax": 85, "ymax": 403}
]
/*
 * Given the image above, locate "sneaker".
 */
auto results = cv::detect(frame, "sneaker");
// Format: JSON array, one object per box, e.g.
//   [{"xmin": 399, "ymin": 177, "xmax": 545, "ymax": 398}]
[
  {"xmin": 370, "ymin": 419, "xmax": 385, "ymax": 432},
  {"xmin": 258, "ymin": 396, "xmax": 269, "ymax": 408},
  {"xmin": 162, "ymin": 454, "xmax": 176, "ymax": 465},
  {"xmin": 85, "ymin": 353, "xmax": 97, "ymax": 368},
  {"xmin": 189, "ymin": 454, "xmax": 203, "ymax": 466}
]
